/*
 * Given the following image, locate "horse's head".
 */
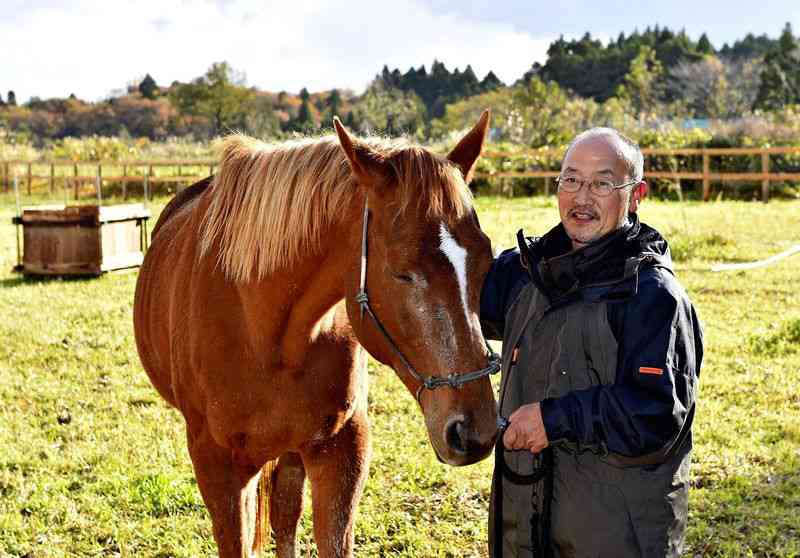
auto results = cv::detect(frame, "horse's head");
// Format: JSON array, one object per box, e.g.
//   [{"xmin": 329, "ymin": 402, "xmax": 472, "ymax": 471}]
[{"xmin": 335, "ymin": 112, "xmax": 498, "ymax": 466}]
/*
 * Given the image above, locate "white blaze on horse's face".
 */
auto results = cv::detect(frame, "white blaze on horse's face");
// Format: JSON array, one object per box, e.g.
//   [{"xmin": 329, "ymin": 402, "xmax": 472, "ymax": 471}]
[{"xmin": 438, "ymin": 223, "xmax": 471, "ymax": 328}]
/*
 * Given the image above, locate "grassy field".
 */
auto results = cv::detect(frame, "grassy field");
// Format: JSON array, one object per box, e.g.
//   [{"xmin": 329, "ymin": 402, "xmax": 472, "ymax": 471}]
[{"xmin": 0, "ymin": 192, "xmax": 798, "ymax": 557}]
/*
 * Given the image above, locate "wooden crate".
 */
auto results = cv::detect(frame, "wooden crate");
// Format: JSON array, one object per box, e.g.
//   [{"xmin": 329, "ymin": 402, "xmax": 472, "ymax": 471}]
[{"xmin": 12, "ymin": 204, "xmax": 151, "ymax": 276}]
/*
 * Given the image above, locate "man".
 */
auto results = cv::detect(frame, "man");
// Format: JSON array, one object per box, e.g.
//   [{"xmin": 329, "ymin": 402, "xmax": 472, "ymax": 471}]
[{"xmin": 480, "ymin": 128, "xmax": 703, "ymax": 558}]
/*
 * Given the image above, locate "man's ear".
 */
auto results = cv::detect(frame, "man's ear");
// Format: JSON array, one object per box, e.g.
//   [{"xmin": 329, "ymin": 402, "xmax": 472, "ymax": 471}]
[
  {"xmin": 333, "ymin": 117, "xmax": 386, "ymax": 185},
  {"xmin": 447, "ymin": 109, "xmax": 490, "ymax": 184},
  {"xmin": 628, "ymin": 180, "xmax": 648, "ymax": 213}
]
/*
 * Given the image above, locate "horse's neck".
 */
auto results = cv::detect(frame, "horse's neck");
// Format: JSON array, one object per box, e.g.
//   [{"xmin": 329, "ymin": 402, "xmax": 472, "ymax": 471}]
[{"xmin": 235, "ymin": 218, "xmax": 358, "ymax": 370}]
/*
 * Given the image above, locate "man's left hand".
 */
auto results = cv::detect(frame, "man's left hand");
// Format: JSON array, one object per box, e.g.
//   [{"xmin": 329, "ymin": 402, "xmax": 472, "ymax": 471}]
[{"xmin": 502, "ymin": 402, "xmax": 549, "ymax": 454}]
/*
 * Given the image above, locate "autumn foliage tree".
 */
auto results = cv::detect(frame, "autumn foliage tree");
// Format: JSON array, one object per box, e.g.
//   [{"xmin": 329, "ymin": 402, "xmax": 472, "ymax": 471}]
[{"xmin": 170, "ymin": 62, "xmax": 255, "ymax": 137}]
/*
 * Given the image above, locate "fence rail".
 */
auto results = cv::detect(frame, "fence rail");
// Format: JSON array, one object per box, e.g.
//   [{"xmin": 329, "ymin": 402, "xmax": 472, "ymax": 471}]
[
  {"xmin": 3, "ymin": 146, "xmax": 800, "ymax": 202},
  {"xmin": 478, "ymin": 146, "xmax": 800, "ymax": 202},
  {"xmin": 0, "ymin": 159, "xmax": 217, "ymax": 201}
]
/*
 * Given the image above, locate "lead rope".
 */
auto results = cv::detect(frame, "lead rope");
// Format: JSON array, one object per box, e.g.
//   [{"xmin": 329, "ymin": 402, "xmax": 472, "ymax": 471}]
[{"xmin": 494, "ymin": 377, "xmax": 554, "ymax": 557}]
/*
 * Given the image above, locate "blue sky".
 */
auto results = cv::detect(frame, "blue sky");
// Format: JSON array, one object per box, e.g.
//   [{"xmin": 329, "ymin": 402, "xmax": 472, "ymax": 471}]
[{"xmin": 3, "ymin": 0, "xmax": 799, "ymax": 103}]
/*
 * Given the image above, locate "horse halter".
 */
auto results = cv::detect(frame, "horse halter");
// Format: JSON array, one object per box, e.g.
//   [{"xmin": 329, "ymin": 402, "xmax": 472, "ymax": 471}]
[{"xmin": 354, "ymin": 201, "xmax": 501, "ymax": 403}]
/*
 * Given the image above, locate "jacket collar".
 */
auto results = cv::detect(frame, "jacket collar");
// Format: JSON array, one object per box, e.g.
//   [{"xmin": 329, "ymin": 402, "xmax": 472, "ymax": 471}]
[{"xmin": 517, "ymin": 213, "xmax": 671, "ymax": 305}]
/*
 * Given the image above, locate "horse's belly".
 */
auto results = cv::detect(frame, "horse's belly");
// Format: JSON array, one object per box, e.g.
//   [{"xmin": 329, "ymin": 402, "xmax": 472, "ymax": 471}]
[{"xmin": 133, "ymin": 225, "xmax": 193, "ymax": 407}]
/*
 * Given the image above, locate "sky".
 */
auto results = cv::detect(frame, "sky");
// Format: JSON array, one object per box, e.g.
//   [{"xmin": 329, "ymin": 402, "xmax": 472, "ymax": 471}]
[{"xmin": 3, "ymin": 0, "xmax": 799, "ymax": 103}]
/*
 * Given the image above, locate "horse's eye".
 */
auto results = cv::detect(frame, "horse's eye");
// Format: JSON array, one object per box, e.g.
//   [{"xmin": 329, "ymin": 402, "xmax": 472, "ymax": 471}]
[{"xmin": 392, "ymin": 272, "xmax": 414, "ymax": 284}]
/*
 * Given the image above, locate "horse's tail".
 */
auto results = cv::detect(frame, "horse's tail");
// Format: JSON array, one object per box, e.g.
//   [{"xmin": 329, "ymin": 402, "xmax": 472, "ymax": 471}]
[{"xmin": 252, "ymin": 459, "xmax": 278, "ymax": 556}]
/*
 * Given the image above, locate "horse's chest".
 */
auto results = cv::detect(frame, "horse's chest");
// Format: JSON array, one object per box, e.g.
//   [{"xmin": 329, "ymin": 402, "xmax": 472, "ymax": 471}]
[{"xmin": 199, "ymin": 331, "xmax": 367, "ymax": 454}]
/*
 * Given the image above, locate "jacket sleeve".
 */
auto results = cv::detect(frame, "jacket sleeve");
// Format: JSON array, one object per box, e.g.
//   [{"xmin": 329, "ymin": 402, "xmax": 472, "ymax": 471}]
[
  {"xmin": 540, "ymin": 270, "xmax": 704, "ymax": 458},
  {"xmin": 479, "ymin": 247, "xmax": 528, "ymax": 340}
]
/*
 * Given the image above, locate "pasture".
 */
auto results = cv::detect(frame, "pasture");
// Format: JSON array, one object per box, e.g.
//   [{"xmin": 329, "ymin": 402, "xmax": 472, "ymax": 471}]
[{"xmin": 0, "ymin": 193, "xmax": 798, "ymax": 557}]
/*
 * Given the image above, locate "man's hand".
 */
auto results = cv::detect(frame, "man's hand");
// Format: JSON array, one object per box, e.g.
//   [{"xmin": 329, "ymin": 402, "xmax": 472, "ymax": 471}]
[{"xmin": 502, "ymin": 402, "xmax": 549, "ymax": 454}]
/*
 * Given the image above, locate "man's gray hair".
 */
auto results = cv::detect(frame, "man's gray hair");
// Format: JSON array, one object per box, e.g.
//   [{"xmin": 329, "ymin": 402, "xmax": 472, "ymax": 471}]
[{"xmin": 565, "ymin": 127, "xmax": 644, "ymax": 182}]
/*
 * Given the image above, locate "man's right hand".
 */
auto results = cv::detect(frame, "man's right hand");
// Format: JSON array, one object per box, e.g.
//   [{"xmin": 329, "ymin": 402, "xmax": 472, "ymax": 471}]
[{"xmin": 502, "ymin": 402, "xmax": 549, "ymax": 454}]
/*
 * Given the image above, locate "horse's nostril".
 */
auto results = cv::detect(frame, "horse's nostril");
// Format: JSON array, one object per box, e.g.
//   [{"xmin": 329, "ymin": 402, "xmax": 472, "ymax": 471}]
[{"xmin": 445, "ymin": 418, "xmax": 468, "ymax": 454}]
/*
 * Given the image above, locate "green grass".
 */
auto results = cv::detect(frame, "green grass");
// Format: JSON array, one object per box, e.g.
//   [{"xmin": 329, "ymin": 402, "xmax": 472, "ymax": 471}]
[{"xmin": 0, "ymin": 193, "xmax": 799, "ymax": 557}]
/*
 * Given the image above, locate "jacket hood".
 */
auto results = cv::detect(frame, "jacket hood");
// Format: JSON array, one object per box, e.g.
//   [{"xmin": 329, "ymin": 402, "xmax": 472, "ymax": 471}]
[{"xmin": 517, "ymin": 213, "xmax": 673, "ymax": 304}]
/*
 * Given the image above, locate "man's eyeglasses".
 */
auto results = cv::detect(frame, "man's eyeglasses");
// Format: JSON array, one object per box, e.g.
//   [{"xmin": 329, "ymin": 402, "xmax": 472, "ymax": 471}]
[{"xmin": 555, "ymin": 175, "xmax": 639, "ymax": 197}]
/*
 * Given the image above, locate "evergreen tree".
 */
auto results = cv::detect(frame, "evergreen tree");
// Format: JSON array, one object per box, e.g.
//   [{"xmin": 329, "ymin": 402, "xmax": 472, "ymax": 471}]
[
  {"xmin": 295, "ymin": 99, "xmax": 314, "ymax": 131},
  {"xmin": 373, "ymin": 59, "xmax": 501, "ymax": 118},
  {"xmin": 537, "ymin": 25, "xmax": 714, "ymax": 100},
  {"xmin": 288, "ymin": 87, "xmax": 315, "ymax": 132},
  {"xmin": 480, "ymin": 71, "xmax": 504, "ymax": 91},
  {"xmin": 139, "ymin": 74, "xmax": 159, "ymax": 99},
  {"xmin": 778, "ymin": 21, "xmax": 796, "ymax": 52},
  {"xmin": 697, "ymin": 33, "xmax": 714, "ymax": 54},
  {"xmin": 380, "ymin": 65, "xmax": 392, "ymax": 86},
  {"xmin": 327, "ymin": 88, "xmax": 343, "ymax": 118},
  {"xmin": 722, "ymin": 32, "xmax": 776, "ymax": 59},
  {"xmin": 754, "ymin": 22, "xmax": 799, "ymax": 110},
  {"xmin": 390, "ymin": 69, "xmax": 402, "ymax": 87}
]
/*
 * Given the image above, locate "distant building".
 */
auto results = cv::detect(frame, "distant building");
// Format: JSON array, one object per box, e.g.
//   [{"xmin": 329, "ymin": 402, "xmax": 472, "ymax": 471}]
[{"xmin": 682, "ymin": 118, "xmax": 710, "ymax": 129}]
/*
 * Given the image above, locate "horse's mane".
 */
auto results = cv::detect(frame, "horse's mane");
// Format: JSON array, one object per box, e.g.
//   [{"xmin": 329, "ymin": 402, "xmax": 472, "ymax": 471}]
[{"xmin": 199, "ymin": 133, "xmax": 473, "ymax": 282}]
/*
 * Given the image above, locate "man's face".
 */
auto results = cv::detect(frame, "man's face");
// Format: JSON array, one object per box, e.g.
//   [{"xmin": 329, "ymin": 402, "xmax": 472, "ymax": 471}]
[{"xmin": 558, "ymin": 135, "xmax": 641, "ymax": 251}]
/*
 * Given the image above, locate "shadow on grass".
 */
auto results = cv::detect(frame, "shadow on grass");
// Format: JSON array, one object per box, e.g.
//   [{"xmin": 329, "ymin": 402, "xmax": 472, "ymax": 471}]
[{"xmin": 0, "ymin": 273, "xmax": 102, "ymax": 289}]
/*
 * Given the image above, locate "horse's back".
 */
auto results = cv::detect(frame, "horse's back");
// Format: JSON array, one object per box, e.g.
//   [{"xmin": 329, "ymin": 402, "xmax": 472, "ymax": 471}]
[{"xmin": 152, "ymin": 176, "xmax": 213, "ymax": 238}]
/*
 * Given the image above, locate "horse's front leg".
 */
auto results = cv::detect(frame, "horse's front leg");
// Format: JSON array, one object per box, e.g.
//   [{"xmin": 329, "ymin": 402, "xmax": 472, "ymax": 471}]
[
  {"xmin": 186, "ymin": 416, "xmax": 261, "ymax": 558},
  {"xmin": 301, "ymin": 409, "xmax": 371, "ymax": 558}
]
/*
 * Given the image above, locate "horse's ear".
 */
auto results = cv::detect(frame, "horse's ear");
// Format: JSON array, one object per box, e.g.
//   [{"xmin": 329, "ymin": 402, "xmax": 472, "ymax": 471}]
[
  {"xmin": 447, "ymin": 109, "xmax": 490, "ymax": 184},
  {"xmin": 333, "ymin": 117, "xmax": 385, "ymax": 184}
]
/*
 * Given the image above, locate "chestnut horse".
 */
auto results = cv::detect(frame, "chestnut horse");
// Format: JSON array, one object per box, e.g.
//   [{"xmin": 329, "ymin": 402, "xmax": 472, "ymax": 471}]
[{"xmin": 133, "ymin": 112, "xmax": 498, "ymax": 557}]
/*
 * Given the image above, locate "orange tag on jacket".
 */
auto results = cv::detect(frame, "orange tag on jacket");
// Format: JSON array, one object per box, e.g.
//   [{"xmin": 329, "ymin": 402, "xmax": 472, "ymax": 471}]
[
  {"xmin": 511, "ymin": 348, "xmax": 519, "ymax": 364},
  {"xmin": 639, "ymin": 366, "xmax": 663, "ymax": 376}
]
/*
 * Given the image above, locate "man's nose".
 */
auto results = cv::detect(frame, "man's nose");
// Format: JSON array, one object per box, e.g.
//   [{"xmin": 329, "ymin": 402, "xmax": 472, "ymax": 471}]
[{"xmin": 574, "ymin": 181, "xmax": 592, "ymax": 203}]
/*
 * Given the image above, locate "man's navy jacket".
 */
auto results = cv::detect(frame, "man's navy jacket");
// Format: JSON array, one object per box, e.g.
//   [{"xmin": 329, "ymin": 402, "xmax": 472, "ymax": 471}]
[{"xmin": 479, "ymin": 214, "xmax": 704, "ymax": 460}]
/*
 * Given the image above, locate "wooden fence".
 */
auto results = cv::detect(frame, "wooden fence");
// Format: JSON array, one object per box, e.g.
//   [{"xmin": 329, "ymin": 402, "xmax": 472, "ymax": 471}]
[
  {"xmin": 477, "ymin": 146, "xmax": 800, "ymax": 202},
  {"xmin": 0, "ymin": 159, "xmax": 217, "ymax": 201},
  {"xmin": 2, "ymin": 146, "xmax": 800, "ymax": 202}
]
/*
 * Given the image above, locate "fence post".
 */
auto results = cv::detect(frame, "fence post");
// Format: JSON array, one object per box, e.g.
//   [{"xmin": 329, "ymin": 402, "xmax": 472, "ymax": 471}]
[
  {"xmin": 96, "ymin": 164, "xmax": 102, "ymax": 204},
  {"xmin": 144, "ymin": 166, "xmax": 150, "ymax": 203},
  {"xmin": 27, "ymin": 162, "xmax": 32, "ymax": 195},
  {"xmin": 702, "ymin": 150, "xmax": 710, "ymax": 201},
  {"xmin": 544, "ymin": 176, "xmax": 550, "ymax": 196},
  {"xmin": 63, "ymin": 166, "xmax": 69, "ymax": 206},
  {"xmin": 73, "ymin": 163, "xmax": 79, "ymax": 201},
  {"xmin": 761, "ymin": 151, "xmax": 770, "ymax": 203},
  {"xmin": 122, "ymin": 165, "xmax": 128, "ymax": 200},
  {"xmin": 49, "ymin": 163, "xmax": 55, "ymax": 195}
]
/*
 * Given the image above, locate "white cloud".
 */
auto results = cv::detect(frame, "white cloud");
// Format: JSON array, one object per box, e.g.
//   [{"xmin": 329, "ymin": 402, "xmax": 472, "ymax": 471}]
[{"xmin": 2, "ymin": 0, "xmax": 551, "ymax": 102}]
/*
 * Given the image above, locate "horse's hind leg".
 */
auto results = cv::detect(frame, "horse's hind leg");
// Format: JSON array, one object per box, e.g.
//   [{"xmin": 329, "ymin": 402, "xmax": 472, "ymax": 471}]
[
  {"xmin": 269, "ymin": 452, "xmax": 306, "ymax": 558},
  {"xmin": 186, "ymin": 419, "xmax": 260, "ymax": 558},
  {"xmin": 301, "ymin": 410, "xmax": 371, "ymax": 558}
]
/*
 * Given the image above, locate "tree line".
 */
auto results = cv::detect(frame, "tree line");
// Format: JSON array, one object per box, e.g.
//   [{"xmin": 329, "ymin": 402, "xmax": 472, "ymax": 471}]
[{"xmin": 1, "ymin": 23, "xmax": 799, "ymax": 148}]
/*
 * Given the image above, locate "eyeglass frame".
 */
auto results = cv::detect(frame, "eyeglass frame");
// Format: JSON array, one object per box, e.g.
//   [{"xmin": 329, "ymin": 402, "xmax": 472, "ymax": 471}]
[{"xmin": 554, "ymin": 174, "xmax": 641, "ymax": 197}]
